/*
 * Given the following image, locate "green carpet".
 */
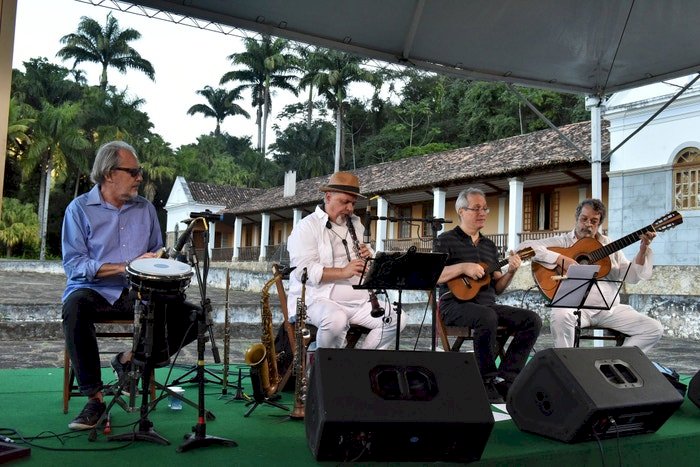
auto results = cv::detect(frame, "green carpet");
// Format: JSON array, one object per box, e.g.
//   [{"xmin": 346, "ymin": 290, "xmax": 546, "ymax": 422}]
[{"xmin": 1, "ymin": 367, "xmax": 698, "ymax": 466}]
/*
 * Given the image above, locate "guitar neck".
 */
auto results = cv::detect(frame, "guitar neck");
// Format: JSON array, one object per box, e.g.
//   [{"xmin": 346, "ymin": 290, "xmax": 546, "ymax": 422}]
[
  {"xmin": 486, "ymin": 258, "xmax": 509, "ymax": 275},
  {"xmin": 589, "ymin": 225, "xmax": 653, "ymax": 263}
]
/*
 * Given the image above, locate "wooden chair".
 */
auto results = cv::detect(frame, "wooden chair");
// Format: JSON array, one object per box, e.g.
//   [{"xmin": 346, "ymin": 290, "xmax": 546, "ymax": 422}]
[
  {"xmin": 63, "ymin": 319, "xmax": 133, "ymax": 414},
  {"xmin": 577, "ymin": 327, "xmax": 628, "ymax": 347},
  {"xmin": 434, "ymin": 300, "xmax": 510, "ymax": 358}
]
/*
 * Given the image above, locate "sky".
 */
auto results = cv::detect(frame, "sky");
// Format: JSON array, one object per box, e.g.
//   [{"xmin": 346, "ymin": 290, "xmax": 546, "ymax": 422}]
[{"xmin": 10, "ymin": 0, "xmax": 309, "ymax": 149}]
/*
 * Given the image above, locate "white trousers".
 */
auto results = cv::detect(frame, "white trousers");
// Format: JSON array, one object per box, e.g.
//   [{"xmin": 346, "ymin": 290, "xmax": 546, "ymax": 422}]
[
  {"xmin": 306, "ymin": 297, "xmax": 405, "ymax": 349},
  {"xmin": 550, "ymin": 304, "xmax": 663, "ymax": 353}
]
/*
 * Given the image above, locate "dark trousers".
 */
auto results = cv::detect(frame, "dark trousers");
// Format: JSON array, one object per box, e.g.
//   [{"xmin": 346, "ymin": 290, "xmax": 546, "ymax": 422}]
[
  {"xmin": 62, "ymin": 288, "xmax": 199, "ymax": 397},
  {"xmin": 440, "ymin": 299, "xmax": 542, "ymax": 383}
]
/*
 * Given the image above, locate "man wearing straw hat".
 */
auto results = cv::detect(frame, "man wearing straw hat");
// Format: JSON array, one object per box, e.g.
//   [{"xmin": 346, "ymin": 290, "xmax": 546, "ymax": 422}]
[{"xmin": 287, "ymin": 172, "xmax": 404, "ymax": 349}]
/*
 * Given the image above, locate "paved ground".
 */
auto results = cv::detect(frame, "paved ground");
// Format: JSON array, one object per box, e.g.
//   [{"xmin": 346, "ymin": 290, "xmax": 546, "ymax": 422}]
[{"xmin": 1, "ymin": 270, "xmax": 700, "ymax": 375}]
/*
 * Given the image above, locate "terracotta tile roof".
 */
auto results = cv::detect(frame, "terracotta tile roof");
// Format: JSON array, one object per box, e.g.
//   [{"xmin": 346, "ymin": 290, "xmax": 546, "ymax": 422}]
[
  {"xmin": 188, "ymin": 181, "xmax": 263, "ymax": 208},
  {"xmin": 225, "ymin": 121, "xmax": 607, "ymax": 215}
]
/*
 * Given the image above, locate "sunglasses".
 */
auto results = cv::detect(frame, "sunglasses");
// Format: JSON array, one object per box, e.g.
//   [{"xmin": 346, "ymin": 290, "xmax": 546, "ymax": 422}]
[{"xmin": 113, "ymin": 167, "xmax": 144, "ymax": 177}]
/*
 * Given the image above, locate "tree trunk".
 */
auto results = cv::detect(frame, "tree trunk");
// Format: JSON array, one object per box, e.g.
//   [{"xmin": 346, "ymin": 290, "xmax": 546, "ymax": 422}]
[
  {"xmin": 261, "ymin": 77, "xmax": 271, "ymax": 156},
  {"xmin": 100, "ymin": 65, "xmax": 108, "ymax": 90},
  {"xmin": 73, "ymin": 175, "xmax": 80, "ymax": 199},
  {"xmin": 39, "ymin": 158, "xmax": 52, "ymax": 261},
  {"xmin": 256, "ymin": 105, "xmax": 263, "ymax": 152},
  {"xmin": 306, "ymin": 86, "xmax": 313, "ymax": 127},
  {"xmin": 334, "ymin": 108, "xmax": 341, "ymax": 172}
]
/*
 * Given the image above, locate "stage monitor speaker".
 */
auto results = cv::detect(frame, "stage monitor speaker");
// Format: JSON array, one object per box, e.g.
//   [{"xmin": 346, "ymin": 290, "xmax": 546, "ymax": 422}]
[
  {"xmin": 506, "ymin": 347, "xmax": 684, "ymax": 443},
  {"xmin": 305, "ymin": 348, "xmax": 494, "ymax": 462},
  {"xmin": 689, "ymin": 370, "xmax": 700, "ymax": 409}
]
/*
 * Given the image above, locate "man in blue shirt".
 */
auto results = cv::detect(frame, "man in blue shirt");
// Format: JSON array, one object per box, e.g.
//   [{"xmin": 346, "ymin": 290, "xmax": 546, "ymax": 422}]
[{"xmin": 62, "ymin": 141, "xmax": 198, "ymax": 430}]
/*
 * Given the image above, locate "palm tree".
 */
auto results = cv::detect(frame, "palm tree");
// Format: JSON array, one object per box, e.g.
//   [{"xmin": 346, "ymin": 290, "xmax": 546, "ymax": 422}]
[
  {"xmin": 57, "ymin": 13, "xmax": 155, "ymax": 90},
  {"xmin": 296, "ymin": 45, "xmax": 321, "ymax": 127},
  {"xmin": 221, "ymin": 35, "xmax": 297, "ymax": 154},
  {"xmin": 187, "ymin": 85, "xmax": 250, "ymax": 136},
  {"xmin": 0, "ymin": 198, "xmax": 40, "ymax": 257},
  {"xmin": 135, "ymin": 135, "xmax": 176, "ymax": 202},
  {"xmin": 6, "ymin": 97, "xmax": 34, "ymax": 157},
  {"xmin": 23, "ymin": 102, "xmax": 90, "ymax": 260},
  {"xmin": 302, "ymin": 49, "xmax": 376, "ymax": 171}
]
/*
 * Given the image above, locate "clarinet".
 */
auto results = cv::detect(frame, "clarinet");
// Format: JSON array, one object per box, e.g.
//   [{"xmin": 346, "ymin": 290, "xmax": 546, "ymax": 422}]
[{"xmin": 346, "ymin": 215, "xmax": 385, "ymax": 318}]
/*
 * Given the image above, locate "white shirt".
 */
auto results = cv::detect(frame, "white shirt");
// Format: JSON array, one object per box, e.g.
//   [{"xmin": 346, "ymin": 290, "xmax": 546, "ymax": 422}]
[
  {"xmin": 287, "ymin": 205, "xmax": 371, "ymax": 314},
  {"xmin": 520, "ymin": 230, "xmax": 653, "ymax": 308}
]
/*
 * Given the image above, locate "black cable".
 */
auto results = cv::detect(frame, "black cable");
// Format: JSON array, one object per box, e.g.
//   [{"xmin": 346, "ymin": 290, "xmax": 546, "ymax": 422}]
[{"xmin": 412, "ymin": 292, "xmax": 432, "ymax": 351}]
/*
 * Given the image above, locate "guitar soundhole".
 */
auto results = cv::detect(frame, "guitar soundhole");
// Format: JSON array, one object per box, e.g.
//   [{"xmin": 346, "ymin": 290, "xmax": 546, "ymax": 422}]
[{"xmin": 576, "ymin": 255, "xmax": 592, "ymax": 265}]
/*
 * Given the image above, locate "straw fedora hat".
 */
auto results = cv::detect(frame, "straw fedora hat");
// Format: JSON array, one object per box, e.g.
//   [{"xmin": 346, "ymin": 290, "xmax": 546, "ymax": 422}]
[{"xmin": 319, "ymin": 171, "xmax": 366, "ymax": 198}]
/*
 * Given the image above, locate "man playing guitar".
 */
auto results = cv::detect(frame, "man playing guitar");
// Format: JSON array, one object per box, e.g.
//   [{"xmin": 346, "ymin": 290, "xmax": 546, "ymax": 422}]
[
  {"xmin": 519, "ymin": 198, "xmax": 663, "ymax": 353},
  {"xmin": 435, "ymin": 187, "xmax": 542, "ymax": 404}
]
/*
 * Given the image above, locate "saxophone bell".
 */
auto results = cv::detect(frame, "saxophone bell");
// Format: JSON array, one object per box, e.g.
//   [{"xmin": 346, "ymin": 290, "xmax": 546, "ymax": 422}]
[{"xmin": 244, "ymin": 343, "xmax": 271, "ymax": 396}]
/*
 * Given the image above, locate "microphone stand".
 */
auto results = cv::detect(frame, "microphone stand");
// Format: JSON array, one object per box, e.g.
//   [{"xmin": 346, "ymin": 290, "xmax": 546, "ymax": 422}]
[
  {"xmin": 369, "ymin": 214, "xmax": 451, "ymax": 351},
  {"xmin": 178, "ymin": 221, "xmax": 237, "ymax": 452},
  {"xmin": 428, "ymin": 217, "xmax": 448, "ymax": 351}
]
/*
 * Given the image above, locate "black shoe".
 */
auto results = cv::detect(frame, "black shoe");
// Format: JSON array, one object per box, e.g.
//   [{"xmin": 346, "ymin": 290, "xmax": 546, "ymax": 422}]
[
  {"xmin": 494, "ymin": 378, "xmax": 512, "ymax": 401},
  {"xmin": 111, "ymin": 352, "xmax": 135, "ymax": 396},
  {"xmin": 111, "ymin": 352, "xmax": 131, "ymax": 382},
  {"xmin": 68, "ymin": 399, "xmax": 106, "ymax": 430},
  {"xmin": 483, "ymin": 378, "xmax": 505, "ymax": 404}
]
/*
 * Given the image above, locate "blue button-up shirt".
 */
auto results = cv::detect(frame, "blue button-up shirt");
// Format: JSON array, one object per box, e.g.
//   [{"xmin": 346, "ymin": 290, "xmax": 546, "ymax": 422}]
[{"xmin": 61, "ymin": 185, "xmax": 163, "ymax": 304}]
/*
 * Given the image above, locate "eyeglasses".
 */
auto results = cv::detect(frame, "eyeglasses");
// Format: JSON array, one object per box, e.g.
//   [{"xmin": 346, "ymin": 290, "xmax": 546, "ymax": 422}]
[
  {"xmin": 463, "ymin": 207, "xmax": 490, "ymax": 214},
  {"xmin": 578, "ymin": 216, "xmax": 600, "ymax": 226},
  {"xmin": 113, "ymin": 167, "xmax": 143, "ymax": 177}
]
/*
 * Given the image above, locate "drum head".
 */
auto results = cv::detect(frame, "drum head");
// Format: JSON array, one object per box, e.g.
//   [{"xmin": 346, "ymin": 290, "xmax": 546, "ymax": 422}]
[{"xmin": 128, "ymin": 258, "xmax": 193, "ymax": 278}]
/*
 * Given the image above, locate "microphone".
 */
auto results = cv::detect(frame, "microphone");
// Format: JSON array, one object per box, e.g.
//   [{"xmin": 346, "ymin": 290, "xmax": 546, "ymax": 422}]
[
  {"xmin": 168, "ymin": 220, "xmax": 196, "ymax": 259},
  {"xmin": 190, "ymin": 210, "xmax": 225, "ymax": 222},
  {"xmin": 363, "ymin": 205, "xmax": 371, "ymax": 244}
]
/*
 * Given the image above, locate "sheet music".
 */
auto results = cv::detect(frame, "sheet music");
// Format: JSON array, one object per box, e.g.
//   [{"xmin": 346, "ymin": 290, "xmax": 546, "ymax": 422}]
[{"xmin": 549, "ymin": 264, "xmax": 600, "ymax": 308}]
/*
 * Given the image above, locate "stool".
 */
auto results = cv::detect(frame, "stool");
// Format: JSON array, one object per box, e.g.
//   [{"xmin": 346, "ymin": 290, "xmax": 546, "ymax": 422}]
[
  {"xmin": 63, "ymin": 319, "xmax": 133, "ymax": 414},
  {"xmin": 577, "ymin": 327, "xmax": 628, "ymax": 347},
  {"xmin": 306, "ymin": 323, "xmax": 371, "ymax": 349}
]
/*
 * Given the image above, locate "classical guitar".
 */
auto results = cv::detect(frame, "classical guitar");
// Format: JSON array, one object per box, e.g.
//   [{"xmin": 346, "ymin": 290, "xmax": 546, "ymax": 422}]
[
  {"xmin": 532, "ymin": 211, "xmax": 683, "ymax": 300},
  {"xmin": 447, "ymin": 247, "xmax": 535, "ymax": 301}
]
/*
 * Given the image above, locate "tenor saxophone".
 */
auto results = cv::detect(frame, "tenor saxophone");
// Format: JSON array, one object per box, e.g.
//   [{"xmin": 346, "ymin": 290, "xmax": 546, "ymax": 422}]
[
  {"xmin": 243, "ymin": 269, "xmax": 282, "ymax": 397},
  {"xmin": 290, "ymin": 267, "xmax": 310, "ymax": 419}
]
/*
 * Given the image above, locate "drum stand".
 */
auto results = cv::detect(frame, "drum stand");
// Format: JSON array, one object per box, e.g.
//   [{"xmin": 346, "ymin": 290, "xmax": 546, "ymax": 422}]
[{"xmin": 108, "ymin": 299, "xmax": 172, "ymax": 445}]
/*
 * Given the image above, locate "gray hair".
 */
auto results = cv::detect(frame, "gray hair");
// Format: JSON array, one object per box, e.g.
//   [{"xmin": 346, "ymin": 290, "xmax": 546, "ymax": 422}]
[
  {"xmin": 90, "ymin": 141, "xmax": 138, "ymax": 185},
  {"xmin": 575, "ymin": 198, "xmax": 606, "ymax": 223},
  {"xmin": 455, "ymin": 187, "xmax": 485, "ymax": 212}
]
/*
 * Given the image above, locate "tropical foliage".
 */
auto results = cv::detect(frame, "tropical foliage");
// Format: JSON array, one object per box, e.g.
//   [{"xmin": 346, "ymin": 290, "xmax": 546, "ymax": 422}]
[
  {"xmin": 57, "ymin": 13, "xmax": 155, "ymax": 89},
  {"xmin": 5, "ymin": 14, "xmax": 588, "ymax": 259}
]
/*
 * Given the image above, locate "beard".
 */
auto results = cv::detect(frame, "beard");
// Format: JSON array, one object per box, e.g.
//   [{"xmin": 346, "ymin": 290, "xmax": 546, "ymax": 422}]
[{"xmin": 576, "ymin": 226, "xmax": 594, "ymax": 238}]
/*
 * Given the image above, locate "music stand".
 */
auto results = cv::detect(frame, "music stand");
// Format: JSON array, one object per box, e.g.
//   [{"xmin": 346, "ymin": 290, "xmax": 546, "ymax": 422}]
[
  {"xmin": 355, "ymin": 249, "xmax": 447, "ymax": 350},
  {"xmin": 547, "ymin": 264, "xmax": 627, "ymax": 347}
]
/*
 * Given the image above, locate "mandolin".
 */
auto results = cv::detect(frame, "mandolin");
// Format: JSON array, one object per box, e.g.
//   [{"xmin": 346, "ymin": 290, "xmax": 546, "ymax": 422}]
[
  {"xmin": 532, "ymin": 211, "xmax": 683, "ymax": 300},
  {"xmin": 447, "ymin": 247, "xmax": 535, "ymax": 301}
]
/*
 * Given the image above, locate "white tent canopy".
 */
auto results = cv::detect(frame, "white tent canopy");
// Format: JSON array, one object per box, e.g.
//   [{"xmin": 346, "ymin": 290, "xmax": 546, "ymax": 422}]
[
  {"xmin": 4, "ymin": 0, "xmax": 700, "ymax": 213},
  {"xmin": 130, "ymin": 0, "xmax": 700, "ymax": 96}
]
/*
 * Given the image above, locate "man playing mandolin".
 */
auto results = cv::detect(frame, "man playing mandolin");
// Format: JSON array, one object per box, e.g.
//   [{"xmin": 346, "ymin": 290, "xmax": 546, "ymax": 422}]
[
  {"xmin": 519, "ymin": 198, "xmax": 663, "ymax": 352},
  {"xmin": 434, "ymin": 187, "xmax": 542, "ymax": 404}
]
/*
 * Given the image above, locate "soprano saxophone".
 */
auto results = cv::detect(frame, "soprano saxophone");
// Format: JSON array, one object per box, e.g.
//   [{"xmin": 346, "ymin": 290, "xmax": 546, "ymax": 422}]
[
  {"xmin": 243, "ymin": 269, "xmax": 282, "ymax": 397},
  {"xmin": 346, "ymin": 215, "xmax": 385, "ymax": 318},
  {"xmin": 290, "ymin": 267, "xmax": 310, "ymax": 419}
]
